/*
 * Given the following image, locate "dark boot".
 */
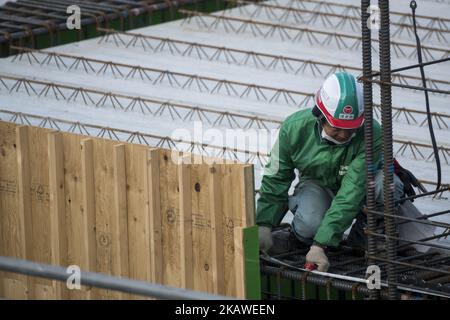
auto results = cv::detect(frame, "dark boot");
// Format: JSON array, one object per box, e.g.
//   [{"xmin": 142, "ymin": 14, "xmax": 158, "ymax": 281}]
[{"xmin": 268, "ymin": 225, "xmax": 309, "ymax": 255}]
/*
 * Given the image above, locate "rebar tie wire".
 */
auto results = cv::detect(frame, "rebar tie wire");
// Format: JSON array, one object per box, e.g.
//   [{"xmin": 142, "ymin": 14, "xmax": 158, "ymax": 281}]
[{"xmin": 410, "ymin": 0, "xmax": 442, "ymax": 191}]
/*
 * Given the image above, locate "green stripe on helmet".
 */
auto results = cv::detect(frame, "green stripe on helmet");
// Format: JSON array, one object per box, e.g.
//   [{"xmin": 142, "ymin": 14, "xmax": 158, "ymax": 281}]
[{"xmin": 334, "ymin": 72, "xmax": 358, "ymax": 121}]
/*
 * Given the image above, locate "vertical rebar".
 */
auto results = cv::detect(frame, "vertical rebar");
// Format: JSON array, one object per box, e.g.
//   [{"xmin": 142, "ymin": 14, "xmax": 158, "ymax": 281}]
[
  {"xmin": 379, "ymin": 0, "xmax": 398, "ymax": 300},
  {"xmin": 361, "ymin": 0, "xmax": 379, "ymax": 300}
]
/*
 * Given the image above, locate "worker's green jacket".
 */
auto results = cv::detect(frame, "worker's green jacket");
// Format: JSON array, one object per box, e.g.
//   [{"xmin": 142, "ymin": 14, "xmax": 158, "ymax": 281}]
[{"xmin": 256, "ymin": 108, "xmax": 382, "ymax": 247}]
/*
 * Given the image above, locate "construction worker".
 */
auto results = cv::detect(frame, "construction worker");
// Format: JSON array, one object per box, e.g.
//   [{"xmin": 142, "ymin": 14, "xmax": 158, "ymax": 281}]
[{"xmin": 257, "ymin": 72, "xmax": 406, "ymax": 272}]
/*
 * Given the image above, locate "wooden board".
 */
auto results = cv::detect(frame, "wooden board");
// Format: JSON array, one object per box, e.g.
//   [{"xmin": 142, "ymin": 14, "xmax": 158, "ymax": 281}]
[
  {"xmin": 15, "ymin": 126, "xmax": 34, "ymax": 299},
  {"xmin": 28, "ymin": 126, "xmax": 55, "ymax": 299},
  {"xmin": 63, "ymin": 133, "xmax": 90, "ymax": 299},
  {"xmin": 91, "ymin": 138, "xmax": 116, "ymax": 299},
  {"xmin": 48, "ymin": 132, "xmax": 68, "ymax": 299},
  {"xmin": 234, "ymin": 227, "xmax": 246, "ymax": 299},
  {"xmin": 159, "ymin": 149, "xmax": 181, "ymax": 288},
  {"xmin": 209, "ymin": 163, "xmax": 225, "ymax": 295},
  {"xmin": 0, "ymin": 122, "xmax": 256, "ymax": 299},
  {"xmin": 222, "ymin": 164, "xmax": 241, "ymax": 296},
  {"xmin": 0, "ymin": 122, "xmax": 27, "ymax": 299},
  {"xmin": 79, "ymin": 138, "xmax": 97, "ymax": 299},
  {"xmin": 147, "ymin": 148, "xmax": 163, "ymax": 284},
  {"xmin": 190, "ymin": 161, "xmax": 213, "ymax": 293},
  {"xmin": 125, "ymin": 143, "xmax": 151, "ymax": 299},
  {"xmin": 179, "ymin": 154, "xmax": 193, "ymax": 290},
  {"xmin": 112, "ymin": 144, "xmax": 130, "ymax": 299}
]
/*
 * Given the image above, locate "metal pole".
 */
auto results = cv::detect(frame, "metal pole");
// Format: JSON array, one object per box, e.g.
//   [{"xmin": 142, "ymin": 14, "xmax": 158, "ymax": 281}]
[
  {"xmin": 0, "ymin": 256, "xmax": 233, "ymax": 300},
  {"xmin": 361, "ymin": 0, "xmax": 379, "ymax": 300},
  {"xmin": 379, "ymin": 0, "xmax": 398, "ymax": 300}
]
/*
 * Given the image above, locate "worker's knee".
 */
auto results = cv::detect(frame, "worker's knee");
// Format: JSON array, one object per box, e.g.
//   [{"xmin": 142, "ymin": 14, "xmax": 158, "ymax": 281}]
[
  {"xmin": 289, "ymin": 180, "xmax": 333, "ymax": 241},
  {"xmin": 374, "ymin": 170, "xmax": 405, "ymax": 205},
  {"xmin": 292, "ymin": 210, "xmax": 324, "ymax": 239}
]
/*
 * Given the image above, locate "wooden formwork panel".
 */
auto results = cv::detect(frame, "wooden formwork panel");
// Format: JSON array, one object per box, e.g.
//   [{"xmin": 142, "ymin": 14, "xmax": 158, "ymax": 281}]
[{"xmin": 0, "ymin": 121, "xmax": 255, "ymax": 299}]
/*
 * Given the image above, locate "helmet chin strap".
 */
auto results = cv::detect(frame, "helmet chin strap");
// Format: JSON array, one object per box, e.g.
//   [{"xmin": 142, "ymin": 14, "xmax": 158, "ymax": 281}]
[{"xmin": 321, "ymin": 128, "xmax": 355, "ymax": 145}]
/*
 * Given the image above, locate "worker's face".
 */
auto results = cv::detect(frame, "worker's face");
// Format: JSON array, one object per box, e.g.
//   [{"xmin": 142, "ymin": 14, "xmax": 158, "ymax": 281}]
[{"xmin": 322, "ymin": 122, "xmax": 356, "ymax": 143}]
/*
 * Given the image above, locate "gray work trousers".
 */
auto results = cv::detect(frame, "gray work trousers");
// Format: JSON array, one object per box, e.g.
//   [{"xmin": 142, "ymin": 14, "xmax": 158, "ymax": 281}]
[{"xmin": 288, "ymin": 170, "xmax": 404, "ymax": 245}]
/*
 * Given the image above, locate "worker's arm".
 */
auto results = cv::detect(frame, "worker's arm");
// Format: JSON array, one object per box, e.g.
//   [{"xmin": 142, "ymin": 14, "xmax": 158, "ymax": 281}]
[
  {"xmin": 256, "ymin": 124, "xmax": 295, "ymax": 228},
  {"xmin": 314, "ymin": 125, "xmax": 382, "ymax": 247}
]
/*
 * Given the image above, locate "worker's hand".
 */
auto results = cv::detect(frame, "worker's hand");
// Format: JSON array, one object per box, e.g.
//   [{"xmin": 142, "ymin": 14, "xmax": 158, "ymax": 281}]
[
  {"xmin": 306, "ymin": 245, "xmax": 330, "ymax": 272},
  {"xmin": 258, "ymin": 226, "xmax": 273, "ymax": 253}
]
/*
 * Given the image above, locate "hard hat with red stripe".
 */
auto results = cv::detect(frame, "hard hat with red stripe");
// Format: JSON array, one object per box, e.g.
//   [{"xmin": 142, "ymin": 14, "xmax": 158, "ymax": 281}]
[{"xmin": 315, "ymin": 72, "xmax": 364, "ymax": 129}]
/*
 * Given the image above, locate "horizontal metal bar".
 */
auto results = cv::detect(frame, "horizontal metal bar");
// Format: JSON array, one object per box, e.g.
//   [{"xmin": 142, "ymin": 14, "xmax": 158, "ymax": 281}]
[
  {"xmin": 394, "ymin": 255, "xmax": 450, "ymax": 275},
  {"xmin": 412, "ymin": 266, "xmax": 450, "ymax": 281},
  {"xmin": 384, "ymin": 232, "xmax": 450, "ymax": 257},
  {"xmin": 367, "ymin": 209, "xmax": 450, "ymax": 229},
  {"xmin": 366, "ymin": 230, "xmax": 450, "ymax": 252},
  {"xmin": 0, "ymin": 255, "xmax": 232, "ymax": 300},
  {"xmin": 369, "ymin": 57, "xmax": 450, "ymax": 76},
  {"xmin": 342, "ymin": 252, "xmax": 438, "ymax": 276},
  {"xmin": 368, "ymin": 255, "xmax": 450, "ymax": 277},
  {"xmin": 395, "ymin": 186, "xmax": 450, "ymax": 203},
  {"xmin": 416, "ymin": 209, "xmax": 450, "ymax": 220},
  {"xmin": 360, "ymin": 77, "xmax": 450, "ymax": 95},
  {"xmin": 394, "ymin": 139, "xmax": 449, "ymax": 149},
  {"xmin": 397, "ymin": 209, "xmax": 450, "ymax": 226}
]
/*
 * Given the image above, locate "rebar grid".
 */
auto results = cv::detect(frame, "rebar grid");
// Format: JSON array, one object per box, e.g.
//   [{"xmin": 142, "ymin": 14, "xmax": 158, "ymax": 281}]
[
  {"xmin": 1, "ymin": 73, "xmax": 450, "ymax": 166},
  {"xmin": 178, "ymin": 9, "xmax": 450, "ymax": 61},
  {"xmin": 9, "ymin": 46, "xmax": 315, "ymax": 108},
  {"xmin": 279, "ymin": 0, "xmax": 450, "ymax": 30},
  {"xmin": 261, "ymin": 232, "xmax": 450, "ymax": 298},
  {"xmin": 1, "ymin": 108, "xmax": 448, "ymax": 197},
  {"xmin": 96, "ymin": 27, "xmax": 450, "ymax": 93},
  {"xmin": 264, "ymin": 231, "xmax": 450, "ymax": 299},
  {"xmin": 226, "ymin": 0, "xmax": 450, "ymax": 45},
  {"xmin": 261, "ymin": 255, "xmax": 450, "ymax": 299},
  {"xmin": 0, "ymin": 109, "xmax": 269, "ymax": 166},
  {"xmin": 0, "ymin": 73, "xmax": 281, "ymax": 130},
  {"xmin": 10, "ymin": 45, "xmax": 450, "ymax": 131}
]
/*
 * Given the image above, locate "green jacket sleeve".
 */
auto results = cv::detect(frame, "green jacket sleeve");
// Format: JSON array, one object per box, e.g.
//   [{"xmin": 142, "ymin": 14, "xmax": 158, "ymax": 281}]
[
  {"xmin": 256, "ymin": 124, "xmax": 295, "ymax": 228},
  {"xmin": 314, "ymin": 130, "xmax": 382, "ymax": 247}
]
